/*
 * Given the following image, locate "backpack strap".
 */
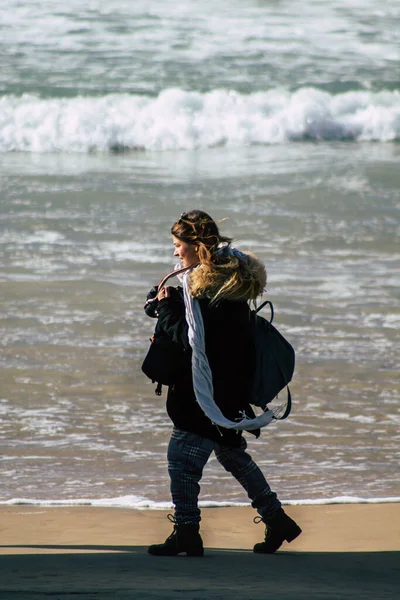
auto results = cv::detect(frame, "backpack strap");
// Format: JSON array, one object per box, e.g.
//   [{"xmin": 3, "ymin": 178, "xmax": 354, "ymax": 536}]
[
  {"xmin": 272, "ymin": 388, "xmax": 292, "ymax": 420},
  {"xmin": 157, "ymin": 265, "xmax": 193, "ymax": 290},
  {"xmin": 256, "ymin": 300, "xmax": 274, "ymax": 323}
]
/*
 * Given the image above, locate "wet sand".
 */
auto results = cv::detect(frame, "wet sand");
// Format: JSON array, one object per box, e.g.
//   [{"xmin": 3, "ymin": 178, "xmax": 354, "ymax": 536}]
[{"xmin": 0, "ymin": 504, "xmax": 399, "ymax": 599}]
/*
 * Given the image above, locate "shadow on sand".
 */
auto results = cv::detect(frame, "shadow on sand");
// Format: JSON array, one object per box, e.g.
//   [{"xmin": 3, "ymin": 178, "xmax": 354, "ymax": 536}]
[{"xmin": 0, "ymin": 545, "xmax": 398, "ymax": 600}]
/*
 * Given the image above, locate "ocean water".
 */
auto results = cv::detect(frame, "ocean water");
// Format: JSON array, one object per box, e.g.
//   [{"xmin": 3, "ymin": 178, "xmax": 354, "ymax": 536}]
[{"xmin": 1, "ymin": 0, "xmax": 399, "ymax": 508}]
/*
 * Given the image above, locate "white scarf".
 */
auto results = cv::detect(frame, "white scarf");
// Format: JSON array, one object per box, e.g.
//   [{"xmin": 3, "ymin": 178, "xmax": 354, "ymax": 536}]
[{"xmin": 182, "ymin": 268, "xmax": 275, "ymax": 431}]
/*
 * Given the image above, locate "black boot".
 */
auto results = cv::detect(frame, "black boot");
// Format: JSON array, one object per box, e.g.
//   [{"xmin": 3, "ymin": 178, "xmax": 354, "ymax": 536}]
[
  {"xmin": 253, "ymin": 508, "xmax": 302, "ymax": 554},
  {"xmin": 148, "ymin": 515, "xmax": 204, "ymax": 557}
]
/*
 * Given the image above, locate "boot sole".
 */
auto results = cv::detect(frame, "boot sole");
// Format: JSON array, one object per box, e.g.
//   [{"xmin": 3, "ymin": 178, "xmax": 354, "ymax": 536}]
[
  {"xmin": 148, "ymin": 551, "xmax": 204, "ymax": 557},
  {"xmin": 148, "ymin": 547, "xmax": 204, "ymax": 557}
]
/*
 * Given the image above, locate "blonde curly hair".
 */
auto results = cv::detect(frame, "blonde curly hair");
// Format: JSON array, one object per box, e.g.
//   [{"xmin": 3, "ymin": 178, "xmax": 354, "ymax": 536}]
[{"xmin": 171, "ymin": 210, "xmax": 266, "ymax": 303}]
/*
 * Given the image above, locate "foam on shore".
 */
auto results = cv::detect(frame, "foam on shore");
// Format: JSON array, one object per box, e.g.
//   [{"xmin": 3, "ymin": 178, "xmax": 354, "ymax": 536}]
[{"xmin": 2, "ymin": 494, "xmax": 400, "ymax": 509}]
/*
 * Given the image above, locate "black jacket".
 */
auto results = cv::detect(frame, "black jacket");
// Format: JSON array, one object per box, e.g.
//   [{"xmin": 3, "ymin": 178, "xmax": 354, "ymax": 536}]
[{"xmin": 144, "ymin": 286, "xmax": 258, "ymax": 447}]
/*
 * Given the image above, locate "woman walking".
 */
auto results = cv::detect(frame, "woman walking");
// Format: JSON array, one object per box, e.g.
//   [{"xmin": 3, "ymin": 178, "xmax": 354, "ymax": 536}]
[{"xmin": 143, "ymin": 210, "xmax": 301, "ymax": 556}]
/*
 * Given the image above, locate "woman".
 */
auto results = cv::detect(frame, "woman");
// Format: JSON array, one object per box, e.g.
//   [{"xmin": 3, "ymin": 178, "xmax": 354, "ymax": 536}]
[{"xmin": 144, "ymin": 210, "xmax": 301, "ymax": 556}]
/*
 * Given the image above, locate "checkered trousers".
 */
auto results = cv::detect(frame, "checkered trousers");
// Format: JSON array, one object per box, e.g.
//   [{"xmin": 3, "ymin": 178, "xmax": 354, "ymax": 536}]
[{"xmin": 167, "ymin": 427, "xmax": 281, "ymax": 525}]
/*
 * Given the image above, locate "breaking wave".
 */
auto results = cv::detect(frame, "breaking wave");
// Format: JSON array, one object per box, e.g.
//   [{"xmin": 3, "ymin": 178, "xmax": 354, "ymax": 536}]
[{"xmin": 1, "ymin": 87, "xmax": 400, "ymax": 152}]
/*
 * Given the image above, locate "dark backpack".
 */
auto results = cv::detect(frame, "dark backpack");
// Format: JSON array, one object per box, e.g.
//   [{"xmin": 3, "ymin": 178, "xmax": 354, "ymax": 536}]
[
  {"xmin": 250, "ymin": 300, "xmax": 295, "ymax": 420},
  {"xmin": 142, "ymin": 266, "xmax": 192, "ymax": 395}
]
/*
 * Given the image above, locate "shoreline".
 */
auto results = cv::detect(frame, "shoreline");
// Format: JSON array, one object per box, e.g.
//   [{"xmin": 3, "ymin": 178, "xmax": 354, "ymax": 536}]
[{"xmin": 2, "ymin": 495, "xmax": 400, "ymax": 510}]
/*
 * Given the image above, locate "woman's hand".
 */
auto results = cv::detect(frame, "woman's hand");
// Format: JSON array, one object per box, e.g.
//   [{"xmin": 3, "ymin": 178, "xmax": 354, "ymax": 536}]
[{"xmin": 157, "ymin": 286, "xmax": 171, "ymax": 301}]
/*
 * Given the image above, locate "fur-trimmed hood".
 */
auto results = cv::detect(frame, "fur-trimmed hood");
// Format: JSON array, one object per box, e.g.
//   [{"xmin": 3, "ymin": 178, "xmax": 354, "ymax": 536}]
[{"xmin": 188, "ymin": 249, "xmax": 266, "ymax": 303}]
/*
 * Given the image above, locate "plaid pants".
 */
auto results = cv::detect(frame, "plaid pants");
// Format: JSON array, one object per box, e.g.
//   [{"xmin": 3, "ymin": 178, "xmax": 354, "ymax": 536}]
[{"xmin": 167, "ymin": 427, "xmax": 281, "ymax": 525}]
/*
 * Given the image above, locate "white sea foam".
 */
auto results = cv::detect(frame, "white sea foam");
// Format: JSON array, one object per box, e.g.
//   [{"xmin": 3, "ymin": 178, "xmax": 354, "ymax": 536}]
[
  {"xmin": 2, "ymin": 495, "xmax": 400, "ymax": 509},
  {"xmin": 1, "ymin": 88, "xmax": 400, "ymax": 153}
]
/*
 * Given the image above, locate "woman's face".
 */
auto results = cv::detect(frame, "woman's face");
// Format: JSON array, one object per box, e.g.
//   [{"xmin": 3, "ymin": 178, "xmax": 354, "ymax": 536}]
[{"xmin": 172, "ymin": 235, "xmax": 199, "ymax": 267}]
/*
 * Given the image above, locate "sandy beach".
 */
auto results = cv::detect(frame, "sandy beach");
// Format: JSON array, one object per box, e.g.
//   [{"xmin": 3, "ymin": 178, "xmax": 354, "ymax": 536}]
[{"xmin": 0, "ymin": 504, "xmax": 399, "ymax": 599}]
